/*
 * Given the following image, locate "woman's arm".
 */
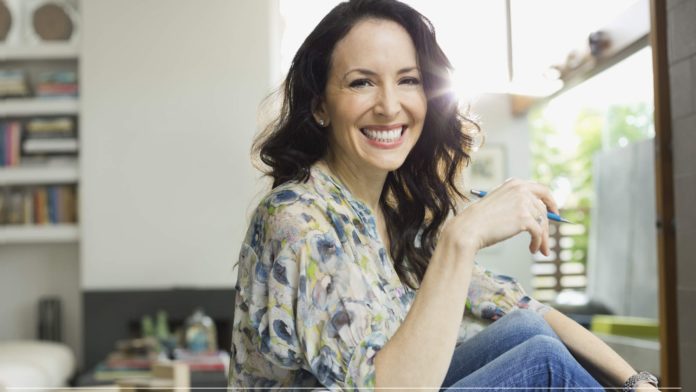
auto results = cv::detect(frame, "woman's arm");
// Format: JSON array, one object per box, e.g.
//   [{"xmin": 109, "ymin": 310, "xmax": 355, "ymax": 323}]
[
  {"xmin": 374, "ymin": 180, "xmax": 559, "ymax": 390},
  {"xmin": 374, "ymin": 234, "xmax": 476, "ymax": 391},
  {"xmin": 544, "ymin": 308, "xmax": 659, "ymax": 391}
]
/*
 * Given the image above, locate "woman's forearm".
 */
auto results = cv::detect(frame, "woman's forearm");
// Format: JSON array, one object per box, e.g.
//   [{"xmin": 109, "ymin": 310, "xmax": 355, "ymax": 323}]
[
  {"xmin": 374, "ymin": 236, "xmax": 476, "ymax": 391},
  {"xmin": 544, "ymin": 308, "xmax": 658, "ymax": 390}
]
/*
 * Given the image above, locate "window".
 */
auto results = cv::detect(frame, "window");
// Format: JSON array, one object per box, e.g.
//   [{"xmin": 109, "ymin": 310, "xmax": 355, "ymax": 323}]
[{"xmin": 529, "ymin": 47, "xmax": 654, "ymax": 301}]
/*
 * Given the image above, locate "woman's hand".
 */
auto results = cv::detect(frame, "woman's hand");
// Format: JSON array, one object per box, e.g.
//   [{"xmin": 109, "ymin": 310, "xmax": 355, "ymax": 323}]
[{"xmin": 443, "ymin": 178, "xmax": 560, "ymax": 256}]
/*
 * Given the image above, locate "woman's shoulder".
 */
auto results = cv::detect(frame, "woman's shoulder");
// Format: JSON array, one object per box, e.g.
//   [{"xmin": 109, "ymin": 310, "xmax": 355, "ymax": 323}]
[
  {"xmin": 257, "ymin": 179, "xmax": 324, "ymax": 218},
  {"xmin": 248, "ymin": 178, "xmax": 333, "ymax": 242}
]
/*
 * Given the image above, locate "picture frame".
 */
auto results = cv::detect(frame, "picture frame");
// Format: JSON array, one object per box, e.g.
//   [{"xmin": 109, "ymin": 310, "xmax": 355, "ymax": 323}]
[
  {"xmin": 0, "ymin": 0, "xmax": 21, "ymax": 45},
  {"xmin": 22, "ymin": 0, "xmax": 80, "ymax": 45},
  {"xmin": 464, "ymin": 143, "xmax": 507, "ymax": 193},
  {"xmin": 0, "ymin": 0, "xmax": 79, "ymax": 46}
]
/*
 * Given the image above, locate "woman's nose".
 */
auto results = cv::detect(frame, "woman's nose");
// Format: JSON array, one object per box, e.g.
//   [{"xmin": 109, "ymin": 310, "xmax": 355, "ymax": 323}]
[{"xmin": 374, "ymin": 86, "xmax": 401, "ymax": 118}]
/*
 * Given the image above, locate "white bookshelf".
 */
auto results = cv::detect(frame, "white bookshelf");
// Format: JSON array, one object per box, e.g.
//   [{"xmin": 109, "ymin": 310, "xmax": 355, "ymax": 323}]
[
  {"xmin": 1, "ymin": 43, "xmax": 80, "ymax": 243},
  {"xmin": 0, "ymin": 44, "xmax": 80, "ymax": 61},
  {"xmin": 0, "ymin": 163, "xmax": 79, "ymax": 186},
  {"xmin": 0, "ymin": 224, "xmax": 79, "ymax": 244},
  {"xmin": 0, "ymin": 98, "xmax": 79, "ymax": 116}
]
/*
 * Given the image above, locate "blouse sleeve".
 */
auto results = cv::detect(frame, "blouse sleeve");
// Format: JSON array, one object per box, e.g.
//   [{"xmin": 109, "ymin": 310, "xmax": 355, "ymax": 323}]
[
  {"xmin": 466, "ymin": 261, "xmax": 551, "ymax": 322},
  {"xmin": 248, "ymin": 201, "xmax": 389, "ymax": 390}
]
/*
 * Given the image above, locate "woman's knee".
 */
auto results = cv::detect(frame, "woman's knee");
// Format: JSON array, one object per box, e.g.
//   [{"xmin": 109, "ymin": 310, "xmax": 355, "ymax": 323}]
[
  {"xmin": 501, "ymin": 309, "xmax": 557, "ymax": 338},
  {"xmin": 523, "ymin": 335, "xmax": 570, "ymax": 361}
]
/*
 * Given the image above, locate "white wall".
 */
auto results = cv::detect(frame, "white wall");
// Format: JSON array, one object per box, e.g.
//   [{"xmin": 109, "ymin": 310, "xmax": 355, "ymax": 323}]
[
  {"xmin": 468, "ymin": 94, "xmax": 534, "ymax": 292},
  {"xmin": 80, "ymin": 0, "xmax": 276, "ymax": 289},
  {"xmin": 0, "ymin": 245, "xmax": 81, "ymax": 364}
]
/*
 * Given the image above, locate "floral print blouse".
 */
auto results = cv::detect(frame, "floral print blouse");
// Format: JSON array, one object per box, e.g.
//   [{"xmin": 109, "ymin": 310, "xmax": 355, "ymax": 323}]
[{"xmin": 229, "ymin": 163, "xmax": 550, "ymax": 391}]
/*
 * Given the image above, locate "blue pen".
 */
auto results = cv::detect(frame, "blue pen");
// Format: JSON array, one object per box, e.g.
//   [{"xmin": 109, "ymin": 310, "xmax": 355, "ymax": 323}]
[{"xmin": 470, "ymin": 189, "xmax": 573, "ymax": 224}]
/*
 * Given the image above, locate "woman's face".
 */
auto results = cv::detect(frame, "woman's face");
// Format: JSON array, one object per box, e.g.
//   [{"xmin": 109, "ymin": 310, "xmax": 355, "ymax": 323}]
[{"xmin": 316, "ymin": 18, "xmax": 427, "ymax": 174}]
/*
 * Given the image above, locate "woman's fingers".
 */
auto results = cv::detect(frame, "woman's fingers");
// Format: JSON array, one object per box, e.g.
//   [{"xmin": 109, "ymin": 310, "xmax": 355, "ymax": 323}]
[
  {"xmin": 526, "ymin": 211, "xmax": 544, "ymax": 254},
  {"xmin": 540, "ymin": 215, "xmax": 550, "ymax": 256},
  {"xmin": 528, "ymin": 224, "xmax": 542, "ymax": 254},
  {"xmin": 534, "ymin": 199, "xmax": 551, "ymax": 256},
  {"xmin": 516, "ymin": 181, "xmax": 554, "ymax": 256},
  {"xmin": 527, "ymin": 197, "xmax": 550, "ymax": 256},
  {"xmin": 527, "ymin": 181, "xmax": 560, "ymax": 214}
]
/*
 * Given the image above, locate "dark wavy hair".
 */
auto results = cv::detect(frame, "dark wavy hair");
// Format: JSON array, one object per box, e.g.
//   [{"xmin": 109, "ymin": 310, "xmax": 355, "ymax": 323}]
[{"xmin": 254, "ymin": 0, "xmax": 480, "ymax": 289}]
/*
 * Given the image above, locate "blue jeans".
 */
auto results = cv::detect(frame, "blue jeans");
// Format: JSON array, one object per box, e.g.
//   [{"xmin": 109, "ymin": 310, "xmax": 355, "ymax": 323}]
[{"xmin": 441, "ymin": 309, "xmax": 604, "ymax": 391}]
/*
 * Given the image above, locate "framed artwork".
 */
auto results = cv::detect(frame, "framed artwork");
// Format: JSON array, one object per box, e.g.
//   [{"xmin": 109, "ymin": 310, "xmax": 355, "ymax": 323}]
[
  {"xmin": 464, "ymin": 144, "xmax": 507, "ymax": 193},
  {"xmin": 0, "ymin": 0, "xmax": 79, "ymax": 45},
  {"xmin": 0, "ymin": 0, "xmax": 20, "ymax": 44},
  {"xmin": 23, "ymin": 0, "xmax": 79, "ymax": 44}
]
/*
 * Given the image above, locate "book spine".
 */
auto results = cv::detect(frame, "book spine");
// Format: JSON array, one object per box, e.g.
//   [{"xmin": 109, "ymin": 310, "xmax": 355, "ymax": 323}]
[
  {"xmin": 36, "ymin": 188, "xmax": 44, "ymax": 224},
  {"xmin": 0, "ymin": 122, "xmax": 5, "ymax": 166},
  {"xmin": 4, "ymin": 123, "xmax": 11, "ymax": 166},
  {"xmin": 56, "ymin": 187, "xmax": 64, "ymax": 223},
  {"xmin": 11, "ymin": 122, "xmax": 21, "ymax": 166},
  {"xmin": 48, "ymin": 186, "xmax": 57, "ymax": 224},
  {"xmin": 7, "ymin": 190, "xmax": 22, "ymax": 224},
  {"xmin": 0, "ymin": 189, "xmax": 6, "ymax": 224},
  {"xmin": 33, "ymin": 188, "xmax": 41, "ymax": 224},
  {"xmin": 42, "ymin": 188, "xmax": 50, "ymax": 224},
  {"xmin": 23, "ymin": 188, "xmax": 33, "ymax": 224}
]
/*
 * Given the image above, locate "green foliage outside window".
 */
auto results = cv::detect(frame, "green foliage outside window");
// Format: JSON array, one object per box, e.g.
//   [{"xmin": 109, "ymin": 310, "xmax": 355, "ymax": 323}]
[{"xmin": 529, "ymin": 102, "xmax": 653, "ymax": 268}]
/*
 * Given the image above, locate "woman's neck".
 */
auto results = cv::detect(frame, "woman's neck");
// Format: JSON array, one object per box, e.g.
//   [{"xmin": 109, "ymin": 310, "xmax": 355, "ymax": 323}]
[{"xmin": 321, "ymin": 154, "xmax": 387, "ymax": 214}]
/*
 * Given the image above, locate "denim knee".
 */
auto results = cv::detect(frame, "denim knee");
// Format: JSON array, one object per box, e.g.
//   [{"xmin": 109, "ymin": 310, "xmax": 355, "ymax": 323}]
[
  {"xmin": 525, "ymin": 335, "xmax": 567, "ymax": 356},
  {"xmin": 502, "ymin": 309, "xmax": 558, "ymax": 339},
  {"xmin": 522, "ymin": 334, "xmax": 581, "ymax": 373},
  {"xmin": 520, "ymin": 335, "xmax": 579, "ymax": 386},
  {"xmin": 518, "ymin": 335, "xmax": 594, "ymax": 388}
]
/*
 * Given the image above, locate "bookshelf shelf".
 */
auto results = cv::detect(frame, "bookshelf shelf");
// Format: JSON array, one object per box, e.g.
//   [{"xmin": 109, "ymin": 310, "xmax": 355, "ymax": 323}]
[
  {"xmin": 0, "ymin": 98, "xmax": 79, "ymax": 116},
  {"xmin": 0, "ymin": 224, "xmax": 79, "ymax": 244},
  {"xmin": 0, "ymin": 163, "xmax": 79, "ymax": 186},
  {"xmin": 0, "ymin": 44, "xmax": 80, "ymax": 61}
]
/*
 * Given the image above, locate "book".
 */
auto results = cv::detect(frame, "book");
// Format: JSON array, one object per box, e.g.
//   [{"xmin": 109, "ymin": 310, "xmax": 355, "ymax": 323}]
[
  {"xmin": 1, "ymin": 121, "xmax": 21, "ymax": 166},
  {"xmin": 0, "ymin": 70, "xmax": 30, "ymax": 97},
  {"xmin": 0, "ymin": 185, "xmax": 77, "ymax": 225},
  {"xmin": 23, "ymin": 138, "xmax": 79, "ymax": 154},
  {"xmin": 93, "ymin": 362, "xmax": 151, "ymax": 381},
  {"xmin": 0, "ymin": 190, "xmax": 5, "ymax": 224},
  {"xmin": 173, "ymin": 349, "xmax": 229, "ymax": 372},
  {"xmin": 24, "ymin": 117, "xmax": 76, "ymax": 140}
]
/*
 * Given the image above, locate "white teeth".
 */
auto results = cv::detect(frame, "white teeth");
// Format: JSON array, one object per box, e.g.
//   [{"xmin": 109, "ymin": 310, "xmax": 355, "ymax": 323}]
[{"xmin": 362, "ymin": 126, "xmax": 403, "ymax": 142}]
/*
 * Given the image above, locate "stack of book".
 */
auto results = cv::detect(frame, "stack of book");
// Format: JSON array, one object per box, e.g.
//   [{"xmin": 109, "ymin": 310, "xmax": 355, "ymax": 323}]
[
  {"xmin": 0, "ymin": 121, "xmax": 21, "ymax": 167},
  {"xmin": 93, "ymin": 352, "xmax": 156, "ymax": 381},
  {"xmin": 91, "ymin": 350, "xmax": 229, "ymax": 382},
  {"xmin": 34, "ymin": 70, "xmax": 78, "ymax": 98},
  {"xmin": 23, "ymin": 117, "xmax": 78, "ymax": 156},
  {"xmin": 1, "ymin": 118, "xmax": 78, "ymax": 166},
  {"xmin": 0, "ymin": 70, "xmax": 30, "ymax": 98},
  {"xmin": 173, "ymin": 349, "xmax": 229, "ymax": 372},
  {"xmin": 0, "ymin": 186, "xmax": 78, "ymax": 225}
]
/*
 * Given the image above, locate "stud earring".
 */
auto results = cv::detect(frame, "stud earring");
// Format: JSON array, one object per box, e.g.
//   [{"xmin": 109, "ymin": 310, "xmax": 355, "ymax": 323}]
[{"xmin": 318, "ymin": 119, "xmax": 325, "ymax": 127}]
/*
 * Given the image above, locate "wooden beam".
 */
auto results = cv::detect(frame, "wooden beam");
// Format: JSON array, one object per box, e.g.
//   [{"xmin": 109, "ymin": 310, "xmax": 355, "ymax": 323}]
[{"xmin": 649, "ymin": 0, "xmax": 679, "ymax": 387}]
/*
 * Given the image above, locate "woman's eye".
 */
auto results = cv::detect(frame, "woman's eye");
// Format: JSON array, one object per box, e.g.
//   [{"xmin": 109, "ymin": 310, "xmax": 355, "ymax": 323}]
[
  {"xmin": 349, "ymin": 79, "xmax": 373, "ymax": 88},
  {"xmin": 400, "ymin": 77, "xmax": 421, "ymax": 85}
]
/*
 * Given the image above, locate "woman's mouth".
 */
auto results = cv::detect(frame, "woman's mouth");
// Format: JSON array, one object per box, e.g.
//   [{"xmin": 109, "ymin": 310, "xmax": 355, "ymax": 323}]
[{"xmin": 359, "ymin": 125, "xmax": 407, "ymax": 147}]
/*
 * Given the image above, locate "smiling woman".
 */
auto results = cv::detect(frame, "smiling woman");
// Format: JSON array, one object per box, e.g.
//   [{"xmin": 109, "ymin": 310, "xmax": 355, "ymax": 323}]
[{"xmin": 230, "ymin": 0, "xmax": 657, "ymax": 390}]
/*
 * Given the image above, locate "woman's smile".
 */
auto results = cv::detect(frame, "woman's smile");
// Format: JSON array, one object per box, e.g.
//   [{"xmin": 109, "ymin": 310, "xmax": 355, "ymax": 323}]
[{"xmin": 359, "ymin": 124, "xmax": 407, "ymax": 149}]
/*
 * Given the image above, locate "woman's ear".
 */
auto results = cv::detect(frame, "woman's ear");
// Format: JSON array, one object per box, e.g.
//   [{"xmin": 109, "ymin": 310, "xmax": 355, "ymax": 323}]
[{"xmin": 311, "ymin": 97, "xmax": 330, "ymax": 128}]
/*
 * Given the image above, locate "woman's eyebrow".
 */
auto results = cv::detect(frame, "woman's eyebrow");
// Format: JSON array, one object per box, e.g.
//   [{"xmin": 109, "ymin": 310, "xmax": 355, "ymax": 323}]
[{"xmin": 342, "ymin": 66, "xmax": 420, "ymax": 80}]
